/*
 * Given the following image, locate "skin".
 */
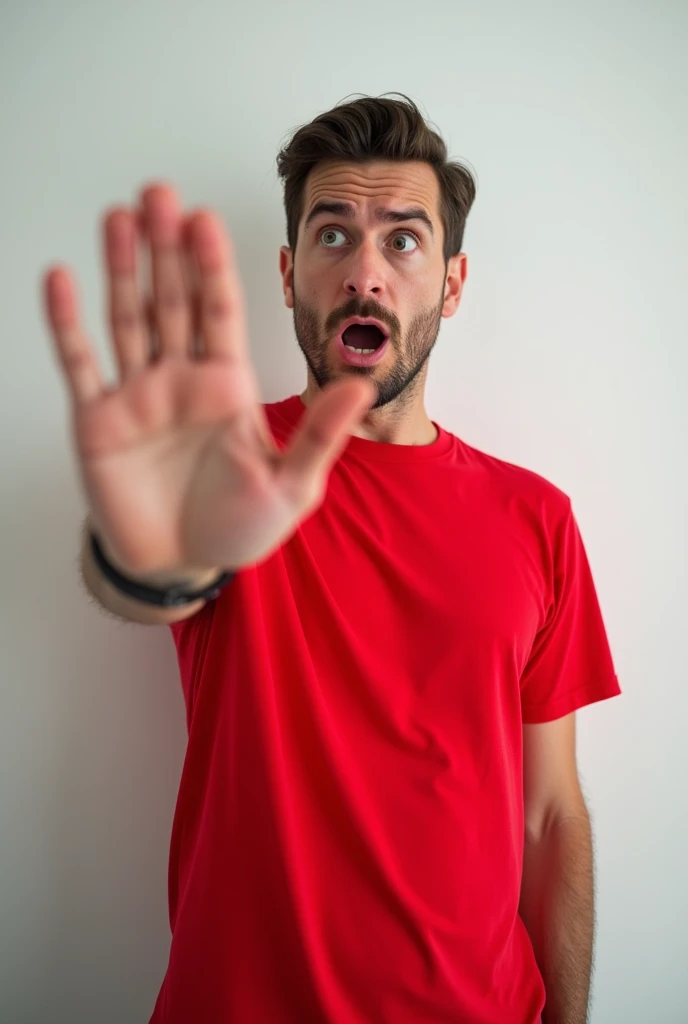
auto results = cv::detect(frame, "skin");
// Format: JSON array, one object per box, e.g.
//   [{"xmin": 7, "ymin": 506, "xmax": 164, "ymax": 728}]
[{"xmin": 279, "ymin": 160, "xmax": 468, "ymax": 446}]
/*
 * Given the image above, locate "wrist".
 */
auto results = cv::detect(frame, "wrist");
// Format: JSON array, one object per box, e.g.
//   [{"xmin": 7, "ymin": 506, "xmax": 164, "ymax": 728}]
[
  {"xmin": 88, "ymin": 529, "xmax": 234, "ymax": 608},
  {"xmin": 88, "ymin": 526, "xmax": 222, "ymax": 593}
]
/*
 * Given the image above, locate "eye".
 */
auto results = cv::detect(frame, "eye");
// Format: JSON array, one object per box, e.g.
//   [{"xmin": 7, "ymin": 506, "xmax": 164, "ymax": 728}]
[
  {"xmin": 318, "ymin": 227, "xmax": 420, "ymax": 253},
  {"xmin": 390, "ymin": 232, "xmax": 419, "ymax": 252}
]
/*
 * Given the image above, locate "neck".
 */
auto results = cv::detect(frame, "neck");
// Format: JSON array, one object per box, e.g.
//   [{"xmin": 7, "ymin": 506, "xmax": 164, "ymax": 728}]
[{"xmin": 298, "ymin": 389, "xmax": 438, "ymax": 446}]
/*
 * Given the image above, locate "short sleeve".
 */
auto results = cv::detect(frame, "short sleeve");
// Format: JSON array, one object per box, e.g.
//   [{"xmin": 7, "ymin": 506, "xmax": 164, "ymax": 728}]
[
  {"xmin": 520, "ymin": 499, "xmax": 621, "ymax": 723},
  {"xmin": 168, "ymin": 600, "xmax": 216, "ymax": 730}
]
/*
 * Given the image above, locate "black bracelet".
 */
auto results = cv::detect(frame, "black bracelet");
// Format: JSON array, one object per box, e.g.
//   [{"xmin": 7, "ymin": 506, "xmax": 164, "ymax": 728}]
[{"xmin": 89, "ymin": 530, "xmax": 235, "ymax": 608}]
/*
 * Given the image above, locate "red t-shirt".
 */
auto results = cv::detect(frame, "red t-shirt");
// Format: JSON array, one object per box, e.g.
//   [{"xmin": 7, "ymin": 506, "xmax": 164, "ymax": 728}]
[{"xmin": 149, "ymin": 394, "xmax": 621, "ymax": 1024}]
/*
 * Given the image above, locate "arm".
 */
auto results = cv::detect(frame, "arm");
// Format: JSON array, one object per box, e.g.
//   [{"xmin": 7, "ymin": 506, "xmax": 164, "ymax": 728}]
[
  {"xmin": 519, "ymin": 714, "xmax": 595, "ymax": 1024},
  {"xmin": 80, "ymin": 517, "xmax": 220, "ymax": 626},
  {"xmin": 519, "ymin": 812, "xmax": 594, "ymax": 1024}
]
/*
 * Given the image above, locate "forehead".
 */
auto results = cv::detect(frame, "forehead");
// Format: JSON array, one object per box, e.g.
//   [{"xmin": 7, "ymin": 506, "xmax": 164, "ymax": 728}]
[{"xmin": 302, "ymin": 160, "xmax": 440, "ymax": 223}]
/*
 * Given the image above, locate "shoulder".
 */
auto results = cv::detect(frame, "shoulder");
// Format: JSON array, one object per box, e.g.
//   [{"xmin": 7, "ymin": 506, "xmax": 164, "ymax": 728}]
[{"xmin": 456, "ymin": 434, "xmax": 572, "ymax": 517}]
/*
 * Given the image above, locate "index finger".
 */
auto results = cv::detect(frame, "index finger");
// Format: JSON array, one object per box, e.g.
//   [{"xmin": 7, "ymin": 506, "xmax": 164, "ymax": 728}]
[{"xmin": 186, "ymin": 211, "xmax": 251, "ymax": 364}]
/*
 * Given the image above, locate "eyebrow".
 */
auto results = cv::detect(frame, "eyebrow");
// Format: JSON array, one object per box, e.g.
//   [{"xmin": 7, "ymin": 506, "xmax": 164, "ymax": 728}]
[{"xmin": 303, "ymin": 200, "xmax": 435, "ymax": 239}]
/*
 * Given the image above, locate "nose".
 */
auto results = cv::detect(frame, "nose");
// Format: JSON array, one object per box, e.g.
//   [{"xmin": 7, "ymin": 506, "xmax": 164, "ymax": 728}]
[
  {"xmin": 342, "ymin": 241, "xmax": 384, "ymax": 298},
  {"xmin": 345, "ymin": 280, "xmax": 382, "ymax": 297}
]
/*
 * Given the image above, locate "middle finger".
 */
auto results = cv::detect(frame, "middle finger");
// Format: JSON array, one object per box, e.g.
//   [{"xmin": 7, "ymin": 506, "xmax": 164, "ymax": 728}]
[{"xmin": 140, "ymin": 184, "xmax": 193, "ymax": 360}]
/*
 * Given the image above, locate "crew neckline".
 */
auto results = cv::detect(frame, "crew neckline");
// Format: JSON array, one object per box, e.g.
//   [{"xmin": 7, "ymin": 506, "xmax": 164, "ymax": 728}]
[{"xmin": 271, "ymin": 394, "xmax": 454, "ymax": 463}]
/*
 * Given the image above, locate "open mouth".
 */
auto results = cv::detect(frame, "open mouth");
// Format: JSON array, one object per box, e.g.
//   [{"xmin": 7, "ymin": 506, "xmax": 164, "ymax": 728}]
[{"xmin": 341, "ymin": 324, "xmax": 387, "ymax": 353}]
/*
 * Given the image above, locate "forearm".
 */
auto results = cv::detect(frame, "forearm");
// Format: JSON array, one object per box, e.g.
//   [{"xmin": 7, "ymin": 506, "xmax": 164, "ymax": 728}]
[
  {"xmin": 80, "ymin": 517, "xmax": 216, "ymax": 625},
  {"xmin": 519, "ymin": 815, "xmax": 595, "ymax": 1024}
]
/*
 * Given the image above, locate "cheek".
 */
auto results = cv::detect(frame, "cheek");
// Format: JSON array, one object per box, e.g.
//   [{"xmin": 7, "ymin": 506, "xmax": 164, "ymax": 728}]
[{"xmin": 293, "ymin": 262, "xmax": 324, "ymax": 298}]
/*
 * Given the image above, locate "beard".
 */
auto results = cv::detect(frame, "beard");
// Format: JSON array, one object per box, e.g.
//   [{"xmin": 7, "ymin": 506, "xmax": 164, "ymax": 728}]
[{"xmin": 292, "ymin": 280, "xmax": 447, "ymax": 413}]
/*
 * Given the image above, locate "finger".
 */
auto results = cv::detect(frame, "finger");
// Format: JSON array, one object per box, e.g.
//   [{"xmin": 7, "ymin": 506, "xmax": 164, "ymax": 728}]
[
  {"xmin": 181, "ymin": 211, "xmax": 279, "ymax": 451},
  {"xmin": 179, "ymin": 216, "xmax": 210, "ymax": 357},
  {"xmin": 42, "ymin": 267, "xmax": 106, "ymax": 405},
  {"xmin": 143, "ymin": 296, "xmax": 160, "ymax": 359},
  {"xmin": 187, "ymin": 211, "xmax": 251, "ymax": 362},
  {"xmin": 103, "ymin": 208, "xmax": 151, "ymax": 380},
  {"xmin": 277, "ymin": 378, "xmax": 377, "ymax": 506},
  {"xmin": 144, "ymin": 212, "xmax": 204, "ymax": 358},
  {"xmin": 140, "ymin": 185, "xmax": 193, "ymax": 360}
]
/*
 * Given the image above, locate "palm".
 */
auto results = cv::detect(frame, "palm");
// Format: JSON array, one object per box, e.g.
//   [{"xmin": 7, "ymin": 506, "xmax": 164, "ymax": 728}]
[
  {"xmin": 74, "ymin": 356, "xmax": 289, "ymax": 573},
  {"xmin": 43, "ymin": 183, "xmax": 375, "ymax": 581}
]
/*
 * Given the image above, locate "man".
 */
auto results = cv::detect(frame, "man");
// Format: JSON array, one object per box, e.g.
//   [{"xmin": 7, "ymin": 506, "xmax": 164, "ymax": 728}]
[{"xmin": 43, "ymin": 93, "xmax": 621, "ymax": 1023}]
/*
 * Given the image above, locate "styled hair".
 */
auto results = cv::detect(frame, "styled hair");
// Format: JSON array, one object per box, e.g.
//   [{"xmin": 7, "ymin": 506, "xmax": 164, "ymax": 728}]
[{"xmin": 275, "ymin": 92, "xmax": 477, "ymax": 265}]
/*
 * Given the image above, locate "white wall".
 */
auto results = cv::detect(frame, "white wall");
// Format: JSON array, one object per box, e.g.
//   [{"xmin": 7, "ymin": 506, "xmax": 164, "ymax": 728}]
[{"xmin": 1, "ymin": 1, "xmax": 685, "ymax": 1021}]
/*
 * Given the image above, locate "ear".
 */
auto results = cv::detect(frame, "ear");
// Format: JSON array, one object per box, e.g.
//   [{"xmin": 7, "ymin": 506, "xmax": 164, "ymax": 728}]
[
  {"xmin": 280, "ymin": 245, "xmax": 294, "ymax": 310},
  {"xmin": 441, "ymin": 252, "xmax": 468, "ymax": 319}
]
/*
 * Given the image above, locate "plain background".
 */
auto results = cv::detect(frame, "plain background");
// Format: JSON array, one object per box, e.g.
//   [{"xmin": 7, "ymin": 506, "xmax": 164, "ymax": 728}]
[{"xmin": 1, "ymin": 1, "xmax": 686, "ymax": 1021}]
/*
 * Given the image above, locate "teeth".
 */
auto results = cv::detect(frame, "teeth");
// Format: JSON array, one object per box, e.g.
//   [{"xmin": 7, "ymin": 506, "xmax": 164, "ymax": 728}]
[{"xmin": 345, "ymin": 346, "xmax": 376, "ymax": 354}]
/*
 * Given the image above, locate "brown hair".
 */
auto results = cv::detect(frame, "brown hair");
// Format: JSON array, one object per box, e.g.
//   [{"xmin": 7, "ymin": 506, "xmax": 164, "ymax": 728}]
[{"xmin": 275, "ymin": 92, "xmax": 477, "ymax": 265}]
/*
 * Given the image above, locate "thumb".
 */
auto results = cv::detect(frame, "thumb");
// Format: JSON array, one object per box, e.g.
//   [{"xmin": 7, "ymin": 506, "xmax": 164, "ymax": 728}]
[{"xmin": 277, "ymin": 378, "xmax": 377, "ymax": 504}]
